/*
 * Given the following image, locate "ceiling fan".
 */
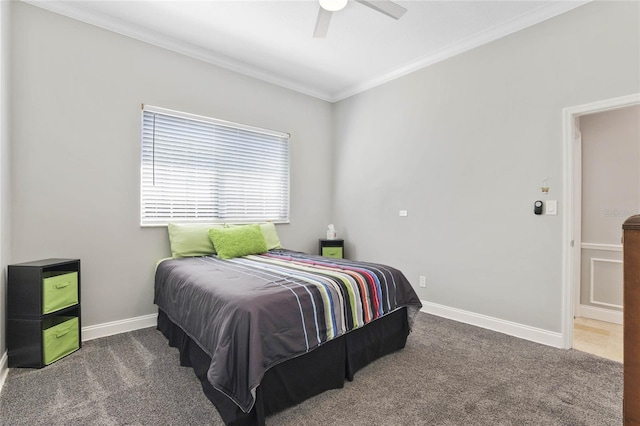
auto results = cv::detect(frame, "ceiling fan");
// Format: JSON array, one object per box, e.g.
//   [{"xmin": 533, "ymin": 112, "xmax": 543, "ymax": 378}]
[{"xmin": 313, "ymin": 0, "xmax": 407, "ymax": 38}]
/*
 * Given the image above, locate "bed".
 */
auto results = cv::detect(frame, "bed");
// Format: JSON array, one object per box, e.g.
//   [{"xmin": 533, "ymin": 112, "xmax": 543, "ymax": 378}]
[{"xmin": 154, "ymin": 224, "xmax": 421, "ymax": 426}]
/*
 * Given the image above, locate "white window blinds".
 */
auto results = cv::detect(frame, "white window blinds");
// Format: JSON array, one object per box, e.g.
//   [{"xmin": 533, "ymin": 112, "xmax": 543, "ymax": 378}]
[{"xmin": 141, "ymin": 106, "xmax": 290, "ymax": 226}]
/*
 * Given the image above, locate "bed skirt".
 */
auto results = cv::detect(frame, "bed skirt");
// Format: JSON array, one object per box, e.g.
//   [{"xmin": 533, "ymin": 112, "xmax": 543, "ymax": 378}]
[{"xmin": 157, "ymin": 307, "xmax": 410, "ymax": 426}]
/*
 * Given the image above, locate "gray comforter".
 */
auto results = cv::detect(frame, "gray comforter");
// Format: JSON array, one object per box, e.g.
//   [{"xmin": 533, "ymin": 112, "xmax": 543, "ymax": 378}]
[{"xmin": 154, "ymin": 250, "xmax": 421, "ymax": 413}]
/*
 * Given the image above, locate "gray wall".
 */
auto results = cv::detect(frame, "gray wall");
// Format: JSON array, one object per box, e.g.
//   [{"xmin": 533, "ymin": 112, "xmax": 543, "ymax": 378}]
[
  {"xmin": 332, "ymin": 1, "xmax": 640, "ymax": 332},
  {"xmin": 0, "ymin": 0, "xmax": 12, "ymax": 357},
  {"xmin": 2, "ymin": 0, "xmax": 639, "ymax": 353},
  {"xmin": 581, "ymin": 105, "xmax": 640, "ymax": 245},
  {"xmin": 8, "ymin": 2, "xmax": 333, "ymax": 328}
]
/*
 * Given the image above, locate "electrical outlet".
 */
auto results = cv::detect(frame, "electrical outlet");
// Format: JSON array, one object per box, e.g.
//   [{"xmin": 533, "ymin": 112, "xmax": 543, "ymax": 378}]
[{"xmin": 419, "ymin": 276, "xmax": 427, "ymax": 288}]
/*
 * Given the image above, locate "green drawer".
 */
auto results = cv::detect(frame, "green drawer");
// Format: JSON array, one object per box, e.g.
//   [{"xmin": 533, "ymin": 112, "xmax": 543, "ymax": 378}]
[
  {"xmin": 322, "ymin": 247, "xmax": 343, "ymax": 259},
  {"xmin": 42, "ymin": 272, "xmax": 78, "ymax": 314},
  {"xmin": 43, "ymin": 316, "xmax": 79, "ymax": 365}
]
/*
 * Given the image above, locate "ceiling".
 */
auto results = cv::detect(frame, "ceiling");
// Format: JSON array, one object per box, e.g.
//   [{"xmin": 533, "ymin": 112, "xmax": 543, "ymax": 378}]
[{"xmin": 26, "ymin": 0, "xmax": 589, "ymax": 102}]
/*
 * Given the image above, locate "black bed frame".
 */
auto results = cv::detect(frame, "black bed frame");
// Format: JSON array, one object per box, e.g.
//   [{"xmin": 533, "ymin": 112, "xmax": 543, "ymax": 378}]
[{"xmin": 157, "ymin": 307, "xmax": 410, "ymax": 426}]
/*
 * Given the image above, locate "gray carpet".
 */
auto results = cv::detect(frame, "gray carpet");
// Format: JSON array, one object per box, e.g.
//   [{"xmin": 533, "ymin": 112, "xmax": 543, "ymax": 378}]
[{"xmin": 0, "ymin": 313, "xmax": 622, "ymax": 425}]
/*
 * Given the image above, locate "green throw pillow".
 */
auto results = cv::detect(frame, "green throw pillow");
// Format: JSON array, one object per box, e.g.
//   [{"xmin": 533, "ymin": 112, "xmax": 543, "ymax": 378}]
[
  {"xmin": 167, "ymin": 223, "xmax": 224, "ymax": 258},
  {"xmin": 208, "ymin": 224, "xmax": 268, "ymax": 259},
  {"xmin": 226, "ymin": 222, "xmax": 283, "ymax": 250}
]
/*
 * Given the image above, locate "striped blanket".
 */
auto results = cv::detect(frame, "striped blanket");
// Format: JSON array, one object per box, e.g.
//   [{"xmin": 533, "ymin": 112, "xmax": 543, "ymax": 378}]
[{"xmin": 154, "ymin": 250, "xmax": 421, "ymax": 413}]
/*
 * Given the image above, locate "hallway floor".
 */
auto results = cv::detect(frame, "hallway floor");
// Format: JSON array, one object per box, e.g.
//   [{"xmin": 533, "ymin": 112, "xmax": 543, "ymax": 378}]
[{"xmin": 573, "ymin": 317, "xmax": 623, "ymax": 363}]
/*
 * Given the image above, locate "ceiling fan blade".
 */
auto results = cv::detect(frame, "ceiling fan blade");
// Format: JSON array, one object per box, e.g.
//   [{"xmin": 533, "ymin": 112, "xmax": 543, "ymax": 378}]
[
  {"xmin": 313, "ymin": 7, "xmax": 333, "ymax": 38},
  {"xmin": 355, "ymin": 0, "xmax": 407, "ymax": 20}
]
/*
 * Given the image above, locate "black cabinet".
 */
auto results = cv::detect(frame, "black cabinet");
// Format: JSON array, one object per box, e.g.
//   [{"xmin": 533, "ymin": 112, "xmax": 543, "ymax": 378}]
[
  {"xmin": 319, "ymin": 239, "xmax": 345, "ymax": 259},
  {"xmin": 7, "ymin": 258, "xmax": 81, "ymax": 368}
]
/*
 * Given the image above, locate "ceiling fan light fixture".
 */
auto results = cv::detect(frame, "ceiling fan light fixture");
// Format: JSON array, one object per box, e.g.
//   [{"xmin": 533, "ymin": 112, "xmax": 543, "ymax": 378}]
[{"xmin": 319, "ymin": 0, "xmax": 348, "ymax": 12}]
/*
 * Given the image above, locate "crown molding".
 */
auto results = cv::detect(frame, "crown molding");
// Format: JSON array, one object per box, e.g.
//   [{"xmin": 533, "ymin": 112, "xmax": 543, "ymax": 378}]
[
  {"xmin": 22, "ymin": 0, "xmax": 335, "ymax": 102},
  {"xmin": 23, "ymin": 0, "xmax": 590, "ymax": 104},
  {"xmin": 330, "ymin": 1, "xmax": 591, "ymax": 102}
]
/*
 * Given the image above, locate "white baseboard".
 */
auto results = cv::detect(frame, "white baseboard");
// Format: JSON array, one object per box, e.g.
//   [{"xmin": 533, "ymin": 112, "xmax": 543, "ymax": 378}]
[
  {"xmin": 2, "ymin": 306, "xmax": 563, "ymax": 395},
  {"xmin": 575, "ymin": 304, "xmax": 623, "ymax": 325},
  {"xmin": 0, "ymin": 314, "xmax": 158, "ymax": 394},
  {"xmin": 420, "ymin": 300, "xmax": 564, "ymax": 348},
  {"xmin": 81, "ymin": 313, "xmax": 158, "ymax": 342},
  {"xmin": 0, "ymin": 350, "xmax": 7, "ymax": 393}
]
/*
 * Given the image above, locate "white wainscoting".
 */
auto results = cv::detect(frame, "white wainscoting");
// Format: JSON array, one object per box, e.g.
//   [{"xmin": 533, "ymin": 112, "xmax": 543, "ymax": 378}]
[
  {"xmin": 420, "ymin": 300, "xmax": 564, "ymax": 348},
  {"xmin": 580, "ymin": 243, "xmax": 623, "ymax": 319},
  {"xmin": 575, "ymin": 304, "xmax": 623, "ymax": 325},
  {"xmin": 581, "ymin": 243, "xmax": 622, "ymax": 252},
  {"xmin": 589, "ymin": 257, "xmax": 623, "ymax": 309}
]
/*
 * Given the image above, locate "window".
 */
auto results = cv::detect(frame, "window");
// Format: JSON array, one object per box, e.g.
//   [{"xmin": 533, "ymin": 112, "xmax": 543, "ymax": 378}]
[{"xmin": 141, "ymin": 106, "xmax": 290, "ymax": 226}]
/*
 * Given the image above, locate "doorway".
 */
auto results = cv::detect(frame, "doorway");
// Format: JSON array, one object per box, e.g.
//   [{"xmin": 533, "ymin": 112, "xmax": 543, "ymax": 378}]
[
  {"xmin": 577, "ymin": 106, "xmax": 640, "ymax": 322},
  {"xmin": 562, "ymin": 93, "xmax": 640, "ymax": 352},
  {"xmin": 571, "ymin": 105, "xmax": 640, "ymax": 361}
]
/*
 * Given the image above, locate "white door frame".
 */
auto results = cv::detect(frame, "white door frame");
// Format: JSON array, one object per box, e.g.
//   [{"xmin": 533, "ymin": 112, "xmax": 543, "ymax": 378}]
[{"xmin": 562, "ymin": 93, "xmax": 640, "ymax": 349}]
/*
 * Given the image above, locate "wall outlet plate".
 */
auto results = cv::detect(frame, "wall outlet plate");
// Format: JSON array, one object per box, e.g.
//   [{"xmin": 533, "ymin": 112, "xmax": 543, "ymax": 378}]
[
  {"xmin": 546, "ymin": 200, "xmax": 558, "ymax": 215},
  {"xmin": 419, "ymin": 276, "xmax": 427, "ymax": 287}
]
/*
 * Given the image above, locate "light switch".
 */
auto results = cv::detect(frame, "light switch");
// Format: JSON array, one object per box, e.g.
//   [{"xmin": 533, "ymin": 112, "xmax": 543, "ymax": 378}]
[
  {"xmin": 546, "ymin": 200, "xmax": 558, "ymax": 215},
  {"xmin": 399, "ymin": 210, "xmax": 408, "ymax": 217}
]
